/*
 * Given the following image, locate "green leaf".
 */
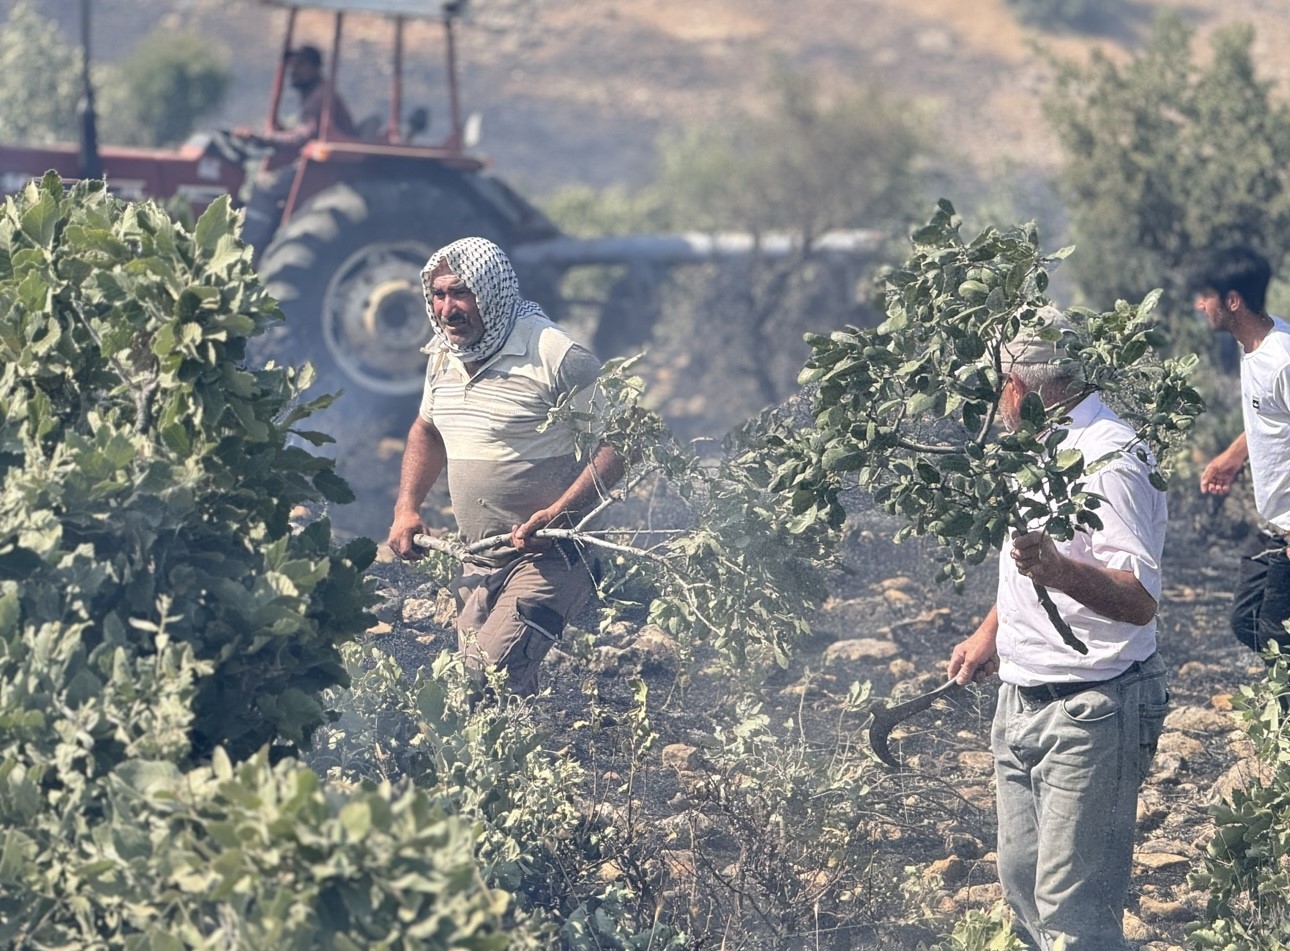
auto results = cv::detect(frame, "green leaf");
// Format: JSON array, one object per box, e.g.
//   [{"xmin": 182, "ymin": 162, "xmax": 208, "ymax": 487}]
[
  {"xmin": 907, "ymin": 391, "xmax": 936, "ymax": 416},
  {"xmin": 821, "ymin": 443, "xmax": 863, "ymax": 471},
  {"xmin": 114, "ymin": 760, "xmax": 182, "ymax": 794},
  {"xmin": 1019, "ymin": 391, "xmax": 1046, "ymax": 430},
  {"xmin": 313, "ymin": 469, "xmax": 356, "ymax": 504},
  {"xmin": 1053, "ymin": 449, "xmax": 1084, "ymax": 473},
  {"xmin": 193, "ymin": 195, "xmax": 235, "ymax": 260},
  {"xmin": 19, "ymin": 192, "xmax": 58, "ymax": 247},
  {"xmin": 16, "ymin": 271, "xmax": 50, "ymax": 314}
]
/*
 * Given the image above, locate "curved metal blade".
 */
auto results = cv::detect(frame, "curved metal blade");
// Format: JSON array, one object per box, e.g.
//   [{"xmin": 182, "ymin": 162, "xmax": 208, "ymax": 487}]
[{"xmin": 868, "ymin": 678, "xmax": 965, "ymax": 769}]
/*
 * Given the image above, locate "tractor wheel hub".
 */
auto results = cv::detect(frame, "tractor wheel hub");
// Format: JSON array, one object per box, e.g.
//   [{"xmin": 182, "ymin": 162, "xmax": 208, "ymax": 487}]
[{"xmin": 321, "ymin": 241, "xmax": 433, "ymax": 396}]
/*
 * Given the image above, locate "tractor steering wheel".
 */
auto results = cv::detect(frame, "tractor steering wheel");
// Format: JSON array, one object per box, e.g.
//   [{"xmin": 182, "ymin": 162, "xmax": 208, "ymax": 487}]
[{"xmin": 202, "ymin": 129, "xmax": 277, "ymax": 164}]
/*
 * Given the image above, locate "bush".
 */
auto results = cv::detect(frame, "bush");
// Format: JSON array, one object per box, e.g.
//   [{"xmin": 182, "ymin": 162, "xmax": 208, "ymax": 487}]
[
  {"xmin": 0, "ymin": 0, "xmax": 82, "ymax": 144},
  {"xmin": 1188, "ymin": 646, "xmax": 1290, "ymax": 947},
  {"xmin": 100, "ymin": 31, "xmax": 231, "ymax": 147},
  {"xmin": 0, "ymin": 173, "xmax": 375, "ymax": 767},
  {"xmin": 311, "ymin": 646, "xmax": 686, "ymax": 949},
  {"xmin": 1006, "ymin": 0, "xmax": 1120, "ymax": 30},
  {"xmin": 929, "ymin": 902, "xmax": 1028, "ymax": 950},
  {"xmin": 0, "ymin": 748, "xmax": 517, "ymax": 949},
  {"xmin": 1047, "ymin": 14, "xmax": 1290, "ymax": 318},
  {"xmin": 0, "ymin": 174, "xmax": 566, "ymax": 947}
]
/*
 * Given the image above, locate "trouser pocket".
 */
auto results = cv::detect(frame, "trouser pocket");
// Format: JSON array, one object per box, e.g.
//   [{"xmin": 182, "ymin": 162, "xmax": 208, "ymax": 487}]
[
  {"xmin": 515, "ymin": 599, "xmax": 566, "ymax": 643},
  {"xmin": 484, "ymin": 599, "xmax": 566, "ymax": 697},
  {"xmin": 1137, "ymin": 677, "xmax": 1170, "ymax": 783}
]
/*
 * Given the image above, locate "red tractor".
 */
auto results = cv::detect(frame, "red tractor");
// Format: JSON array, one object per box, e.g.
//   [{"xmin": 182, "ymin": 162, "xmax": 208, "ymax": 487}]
[
  {"xmin": 0, "ymin": 0, "xmax": 880, "ymax": 530},
  {"xmin": 0, "ymin": 0, "xmax": 562, "ymax": 431}
]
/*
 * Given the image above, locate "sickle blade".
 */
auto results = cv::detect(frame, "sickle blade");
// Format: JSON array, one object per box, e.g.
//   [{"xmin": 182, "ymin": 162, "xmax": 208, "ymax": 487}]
[{"xmin": 868, "ymin": 678, "xmax": 965, "ymax": 769}]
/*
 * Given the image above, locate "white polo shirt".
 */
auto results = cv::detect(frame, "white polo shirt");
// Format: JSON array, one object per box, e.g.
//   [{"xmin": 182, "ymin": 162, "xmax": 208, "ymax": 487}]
[
  {"xmin": 995, "ymin": 393, "xmax": 1167, "ymax": 685},
  {"xmin": 1241, "ymin": 322, "xmax": 1290, "ymax": 533},
  {"xmin": 419, "ymin": 311, "xmax": 602, "ymax": 554}
]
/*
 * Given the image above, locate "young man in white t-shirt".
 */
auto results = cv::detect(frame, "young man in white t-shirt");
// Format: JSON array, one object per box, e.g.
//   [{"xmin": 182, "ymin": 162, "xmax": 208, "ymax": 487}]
[{"xmin": 1194, "ymin": 246, "xmax": 1290, "ymax": 655}]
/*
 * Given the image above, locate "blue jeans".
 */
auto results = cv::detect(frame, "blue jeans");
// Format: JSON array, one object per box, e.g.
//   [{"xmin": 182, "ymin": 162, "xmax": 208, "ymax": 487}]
[{"xmin": 992, "ymin": 652, "xmax": 1169, "ymax": 950}]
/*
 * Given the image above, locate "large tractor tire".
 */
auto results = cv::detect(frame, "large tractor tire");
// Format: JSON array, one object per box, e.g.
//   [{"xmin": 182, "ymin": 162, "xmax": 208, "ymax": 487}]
[{"xmin": 254, "ymin": 179, "xmax": 509, "ymax": 536}]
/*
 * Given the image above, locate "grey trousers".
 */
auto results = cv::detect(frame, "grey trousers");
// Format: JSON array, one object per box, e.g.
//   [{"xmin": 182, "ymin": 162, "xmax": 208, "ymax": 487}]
[
  {"xmin": 992, "ymin": 652, "xmax": 1169, "ymax": 951},
  {"xmin": 454, "ymin": 545, "xmax": 595, "ymax": 697}
]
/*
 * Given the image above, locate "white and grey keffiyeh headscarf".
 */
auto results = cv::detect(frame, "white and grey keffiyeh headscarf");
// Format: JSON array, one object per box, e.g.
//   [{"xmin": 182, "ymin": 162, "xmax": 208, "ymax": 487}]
[{"xmin": 420, "ymin": 237, "xmax": 546, "ymax": 364}]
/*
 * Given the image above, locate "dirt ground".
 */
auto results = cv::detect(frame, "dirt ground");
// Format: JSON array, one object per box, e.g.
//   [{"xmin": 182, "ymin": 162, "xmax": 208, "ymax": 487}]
[{"xmin": 357, "ymin": 454, "xmax": 1276, "ymax": 948}]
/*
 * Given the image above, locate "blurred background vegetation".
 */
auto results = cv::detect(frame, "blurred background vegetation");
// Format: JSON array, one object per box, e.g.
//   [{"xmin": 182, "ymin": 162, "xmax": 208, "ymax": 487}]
[
  {"xmin": 3, "ymin": 0, "xmax": 1287, "ymax": 490},
  {"xmin": 0, "ymin": 1, "xmax": 230, "ymax": 149}
]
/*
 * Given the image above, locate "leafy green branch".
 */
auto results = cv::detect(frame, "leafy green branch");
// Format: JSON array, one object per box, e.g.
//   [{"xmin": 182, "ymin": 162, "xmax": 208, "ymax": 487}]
[
  {"xmin": 409, "ymin": 356, "xmax": 841, "ymax": 675},
  {"xmin": 773, "ymin": 200, "xmax": 1204, "ymax": 651}
]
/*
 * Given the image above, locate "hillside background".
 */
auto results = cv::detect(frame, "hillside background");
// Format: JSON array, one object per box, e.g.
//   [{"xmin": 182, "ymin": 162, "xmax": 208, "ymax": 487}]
[{"xmin": 24, "ymin": 0, "xmax": 1290, "ymax": 223}]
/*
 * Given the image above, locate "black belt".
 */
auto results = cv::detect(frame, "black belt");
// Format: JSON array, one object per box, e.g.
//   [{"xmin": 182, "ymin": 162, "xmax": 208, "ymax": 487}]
[{"xmin": 1016, "ymin": 660, "xmax": 1143, "ymax": 704}]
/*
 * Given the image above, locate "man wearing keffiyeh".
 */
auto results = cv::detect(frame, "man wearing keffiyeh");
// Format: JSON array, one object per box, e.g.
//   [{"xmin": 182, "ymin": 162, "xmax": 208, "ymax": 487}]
[{"xmin": 387, "ymin": 237, "xmax": 623, "ymax": 697}]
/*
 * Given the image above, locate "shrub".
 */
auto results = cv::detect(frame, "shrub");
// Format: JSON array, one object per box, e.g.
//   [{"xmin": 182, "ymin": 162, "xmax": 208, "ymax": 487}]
[
  {"xmin": 1188, "ymin": 645, "xmax": 1290, "ymax": 947},
  {"xmin": 100, "ymin": 31, "xmax": 231, "ymax": 147},
  {"xmin": 1006, "ymin": 0, "xmax": 1120, "ymax": 30},
  {"xmin": 0, "ymin": 748, "xmax": 517, "ymax": 949},
  {"xmin": 1046, "ymin": 14, "xmax": 1290, "ymax": 318},
  {"xmin": 0, "ymin": 173, "xmax": 375, "ymax": 768},
  {"xmin": 0, "ymin": 0, "xmax": 82, "ymax": 144},
  {"xmin": 0, "ymin": 173, "xmax": 554, "ymax": 946},
  {"xmin": 311, "ymin": 646, "xmax": 686, "ymax": 949},
  {"xmin": 930, "ymin": 902, "xmax": 1029, "ymax": 950}
]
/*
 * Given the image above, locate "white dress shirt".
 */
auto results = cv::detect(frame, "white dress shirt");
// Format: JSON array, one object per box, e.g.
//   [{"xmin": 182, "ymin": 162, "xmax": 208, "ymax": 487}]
[{"xmin": 996, "ymin": 392, "xmax": 1167, "ymax": 685}]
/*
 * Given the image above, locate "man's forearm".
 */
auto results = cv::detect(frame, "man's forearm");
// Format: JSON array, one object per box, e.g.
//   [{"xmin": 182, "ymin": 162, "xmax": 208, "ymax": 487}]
[
  {"xmin": 394, "ymin": 419, "xmax": 446, "ymax": 516},
  {"xmin": 550, "ymin": 444, "xmax": 625, "ymax": 521},
  {"xmin": 1047, "ymin": 562, "xmax": 1157, "ymax": 627}
]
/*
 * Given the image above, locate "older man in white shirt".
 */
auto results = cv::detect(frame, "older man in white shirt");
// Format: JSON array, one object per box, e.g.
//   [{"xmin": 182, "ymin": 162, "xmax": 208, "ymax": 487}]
[{"xmin": 947, "ymin": 317, "xmax": 1170, "ymax": 951}]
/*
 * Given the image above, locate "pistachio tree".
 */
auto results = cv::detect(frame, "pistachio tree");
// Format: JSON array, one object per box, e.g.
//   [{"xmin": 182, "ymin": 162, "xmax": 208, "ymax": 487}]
[
  {"xmin": 0, "ymin": 173, "xmax": 554, "ymax": 947},
  {"xmin": 773, "ymin": 200, "xmax": 1204, "ymax": 652},
  {"xmin": 416, "ymin": 354, "xmax": 840, "ymax": 675}
]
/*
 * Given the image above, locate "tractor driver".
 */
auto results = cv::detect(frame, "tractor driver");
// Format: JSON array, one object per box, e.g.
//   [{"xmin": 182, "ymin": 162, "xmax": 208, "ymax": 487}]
[{"xmin": 239, "ymin": 45, "xmax": 356, "ymax": 258}]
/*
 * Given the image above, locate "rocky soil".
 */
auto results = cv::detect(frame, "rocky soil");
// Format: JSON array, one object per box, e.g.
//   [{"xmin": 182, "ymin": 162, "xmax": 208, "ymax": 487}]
[{"xmin": 356, "ymin": 476, "xmax": 1274, "ymax": 949}]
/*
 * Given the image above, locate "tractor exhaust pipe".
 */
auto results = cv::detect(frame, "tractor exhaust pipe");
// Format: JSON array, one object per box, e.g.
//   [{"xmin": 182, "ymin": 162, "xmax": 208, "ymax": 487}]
[{"xmin": 76, "ymin": 0, "xmax": 101, "ymax": 180}]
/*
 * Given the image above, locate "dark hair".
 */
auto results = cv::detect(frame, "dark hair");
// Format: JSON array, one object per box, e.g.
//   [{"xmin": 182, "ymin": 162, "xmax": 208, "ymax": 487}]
[
  {"xmin": 1187, "ymin": 246, "xmax": 1272, "ymax": 314},
  {"xmin": 290, "ymin": 45, "xmax": 323, "ymax": 68}
]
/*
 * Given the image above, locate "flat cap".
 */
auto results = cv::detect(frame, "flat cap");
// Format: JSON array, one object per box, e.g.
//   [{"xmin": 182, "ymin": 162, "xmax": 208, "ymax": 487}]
[{"xmin": 1002, "ymin": 305, "xmax": 1082, "ymax": 376}]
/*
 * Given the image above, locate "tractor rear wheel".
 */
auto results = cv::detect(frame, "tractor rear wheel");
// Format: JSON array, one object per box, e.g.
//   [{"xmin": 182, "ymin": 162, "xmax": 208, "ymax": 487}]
[{"xmin": 254, "ymin": 179, "xmax": 508, "ymax": 535}]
